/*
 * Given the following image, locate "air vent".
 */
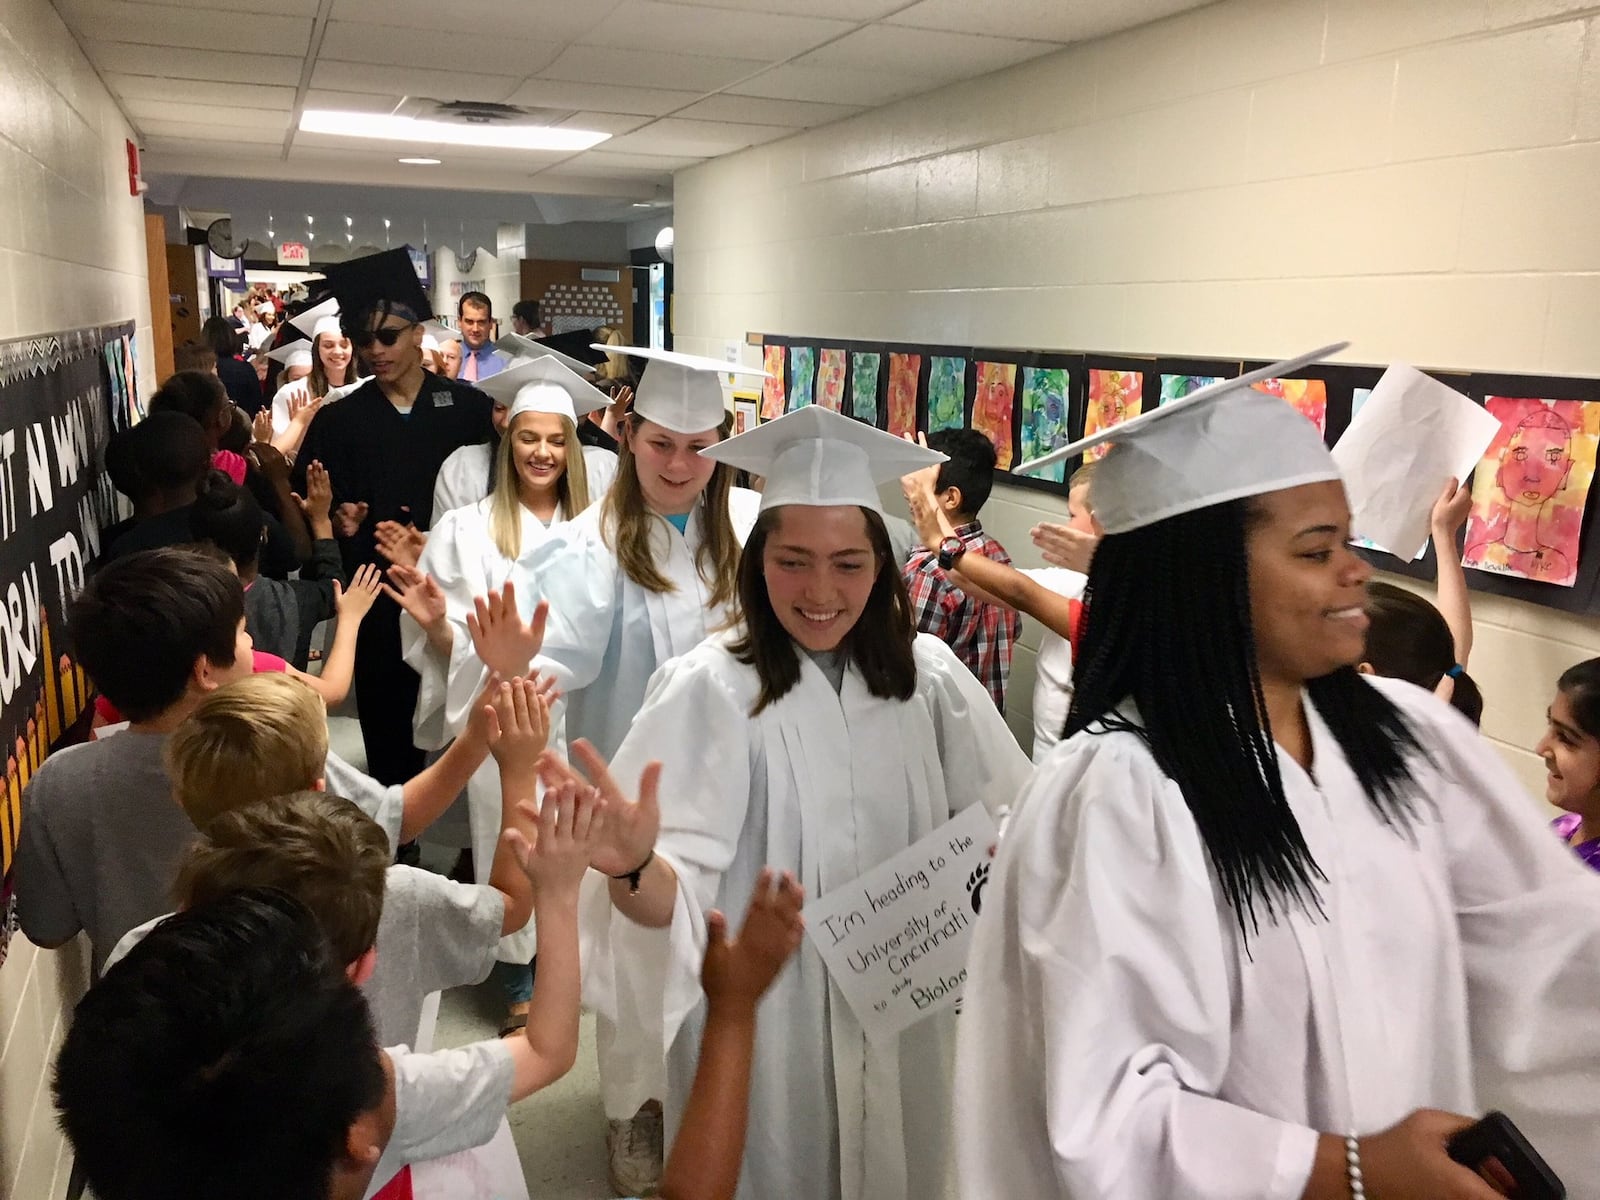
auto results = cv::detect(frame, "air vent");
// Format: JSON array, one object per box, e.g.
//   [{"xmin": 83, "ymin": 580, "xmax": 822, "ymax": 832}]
[{"xmin": 394, "ymin": 97, "xmax": 574, "ymax": 127}]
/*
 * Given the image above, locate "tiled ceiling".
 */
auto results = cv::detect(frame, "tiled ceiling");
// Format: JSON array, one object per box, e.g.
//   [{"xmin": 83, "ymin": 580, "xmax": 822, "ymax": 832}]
[{"xmin": 55, "ymin": 0, "xmax": 1214, "ymax": 215}]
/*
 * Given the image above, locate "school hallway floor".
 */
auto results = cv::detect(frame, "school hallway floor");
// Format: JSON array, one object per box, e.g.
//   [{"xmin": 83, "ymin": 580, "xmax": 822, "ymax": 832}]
[{"xmin": 328, "ymin": 710, "xmax": 616, "ymax": 1200}]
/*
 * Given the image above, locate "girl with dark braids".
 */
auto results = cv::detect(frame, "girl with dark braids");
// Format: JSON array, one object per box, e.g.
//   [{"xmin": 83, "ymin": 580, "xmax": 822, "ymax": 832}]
[{"xmin": 954, "ymin": 349, "xmax": 1600, "ymax": 1200}]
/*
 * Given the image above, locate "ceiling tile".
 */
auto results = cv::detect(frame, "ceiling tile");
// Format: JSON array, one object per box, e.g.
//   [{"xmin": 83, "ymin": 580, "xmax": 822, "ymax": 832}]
[
  {"xmin": 309, "ymin": 60, "xmax": 522, "ymax": 104},
  {"xmin": 124, "ymin": 99, "xmax": 285, "ymax": 129},
  {"xmin": 318, "ymin": 20, "xmax": 565, "ymax": 77},
  {"xmin": 643, "ymin": 0, "xmax": 905, "ymax": 17},
  {"xmin": 136, "ymin": 118, "xmax": 287, "ymax": 144},
  {"xmin": 571, "ymin": 149, "xmax": 704, "ymax": 170},
  {"xmin": 555, "ymin": 112, "xmax": 655, "ymax": 136},
  {"xmin": 603, "ymin": 116, "xmax": 792, "ymax": 156},
  {"xmin": 327, "ymin": 0, "xmax": 623, "ymax": 42},
  {"xmin": 84, "ymin": 41, "xmax": 305, "ymax": 86},
  {"xmin": 121, "ymin": 0, "xmax": 321, "ymax": 14},
  {"xmin": 672, "ymin": 93, "xmax": 861, "ymax": 127},
  {"xmin": 106, "ymin": 74, "xmax": 297, "ymax": 109},
  {"xmin": 576, "ymin": 0, "xmax": 854, "ymax": 60},
  {"xmin": 302, "ymin": 88, "xmax": 404, "ymax": 114},
  {"xmin": 502, "ymin": 78, "xmax": 704, "ymax": 116},
  {"xmin": 539, "ymin": 45, "xmax": 767, "ymax": 93},
  {"xmin": 726, "ymin": 62, "xmax": 932, "ymax": 106},
  {"xmin": 794, "ymin": 24, "xmax": 1061, "ymax": 81},
  {"xmin": 884, "ymin": 0, "xmax": 1212, "ymax": 43},
  {"xmin": 57, "ymin": 0, "xmax": 313, "ymax": 56}
]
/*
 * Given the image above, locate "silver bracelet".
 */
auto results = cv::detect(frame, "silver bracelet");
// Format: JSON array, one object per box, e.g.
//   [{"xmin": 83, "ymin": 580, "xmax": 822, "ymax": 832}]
[{"xmin": 1345, "ymin": 1134, "xmax": 1365, "ymax": 1199}]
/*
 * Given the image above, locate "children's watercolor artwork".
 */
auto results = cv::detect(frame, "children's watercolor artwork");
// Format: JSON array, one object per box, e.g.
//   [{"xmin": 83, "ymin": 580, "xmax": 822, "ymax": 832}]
[
  {"xmin": 1160, "ymin": 374, "xmax": 1222, "ymax": 405},
  {"xmin": 1251, "ymin": 377, "xmax": 1328, "ymax": 435},
  {"xmin": 972, "ymin": 361, "xmax": 1017, "ymax": 469},
  {"xmin": 927, "ymin": 356, "xmax": 967, "ymax": 432},
  {"xmin": 1462, "ymin": 395, "xmax": 1600, "ymax": 588},
  {"xmin": 817, "ymin": 348, "xmax": 847, "ymax": 412},
  {"xmin": 761, "ymin": 345, "xmax": 786, "ymax": 419},
  {"xmin": 1084, "ymin": 370, "xmax": 1143, "ymax": 461},
  {"xmin": 850, "ymin": 352, "xmax": 882, "ymax": 424},
  {"xmin": 1019, "ymin": 367, "xmax": 1070, "ymax": 483},
  {"xmin": 788, "ymin": 346, "xmax": 817, "ymax": 411},
  {"xmin": 888, "ymin": 353, "xmax": 921, "ymax": 439}
]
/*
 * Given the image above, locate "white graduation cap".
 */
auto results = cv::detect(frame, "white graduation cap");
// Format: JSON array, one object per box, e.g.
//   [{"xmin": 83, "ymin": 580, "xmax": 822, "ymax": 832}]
[
  {"xmin": 1015, "ymin": 343, "xmax": 1348, "ymax": 535},
  {"xmin": 425, "ymin": 321, "xmax": 462, "ymax": 345},
  {"xmin": 477, "ymin": 356, "xmax": 610, "ymax": 425},
  {"xmin": 289, "ymin": 298, "xmax": 341, "ymax": 341},
  {"xmin": 497, "ymin": 333, "xmax": 589, "ymax": 377},
  {"xmin": 265, "ymin": 340, "xmax": 314, "ymax": 370},
  {"xmin": 600, "ymin": 344, "xmax": 770, "ymax": 435},
  {"xmin": 324, "ymin": 376, "xmax": 371, "ymax": 403},
  {"xmin": 254, "ymin": 300, "xmax": 277, "ymax": 316},
  {"xmin": 700, "ymin": 405, "xmax": 946, "ymax": 515}
]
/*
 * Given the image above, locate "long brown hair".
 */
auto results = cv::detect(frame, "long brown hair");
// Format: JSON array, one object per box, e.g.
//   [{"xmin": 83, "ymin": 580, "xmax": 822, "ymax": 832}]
[
  {"xmin": 489, "ymin": 413, "xmax": 591, "ymax": 559},
  {"xmin": 729, "ymin": 505, "xmax": 917, "ymax": 714},
  {"xmin": 600, "ymin": 412, "xmax": 739, "ymax": 612},
  {"xmin": 308, "ymin": 332, "xmax": 354, "ymax": 399}
]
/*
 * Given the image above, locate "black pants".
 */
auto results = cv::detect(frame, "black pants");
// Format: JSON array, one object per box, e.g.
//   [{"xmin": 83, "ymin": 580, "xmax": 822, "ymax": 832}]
[{"xmin": 354, "ymin": 594, "xmax": 426, "ymax": 786}]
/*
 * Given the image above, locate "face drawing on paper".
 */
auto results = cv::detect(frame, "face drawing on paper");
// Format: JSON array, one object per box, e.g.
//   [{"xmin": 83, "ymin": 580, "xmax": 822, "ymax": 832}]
[
  {"xmin": 850, "ymin": 352, "xmax": 881, "ymax": 424},
  {"xmin": 761, "ymin": 345, "xmax": 787, "ymax": 420},
  {"xmin": 888, "ymin": 353, "xmax": 921, "ymax": 439},
  {"xmin": 1085, "ymin": 370, "xmax": 1143, "ymax": 461},
  {"xmin": 972, "ymin": 362, "xmax": 1016, "ymax": 470},
  {"xmin": 1463, "ymin": 396, "xmax": 1600, "ymax": 589},
  {"xmin": 817, "ymin": 348, "xmax": 847, "ymax": 412},
  {"xmin": 1020, "ymin": 367, "xmax": 1069, "ymax": 483}
]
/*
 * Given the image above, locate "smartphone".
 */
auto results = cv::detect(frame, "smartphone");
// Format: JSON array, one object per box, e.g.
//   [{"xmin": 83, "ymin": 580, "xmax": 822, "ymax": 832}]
[{"xmin": 1446, "ymin": 1111, "xmax": 1565, "ymax": 1200}]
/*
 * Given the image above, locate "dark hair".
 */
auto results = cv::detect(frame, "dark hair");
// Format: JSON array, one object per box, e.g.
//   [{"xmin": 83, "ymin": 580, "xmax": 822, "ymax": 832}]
[
  {"xmin": 729, "ymin": 505, "xmax": 917, "ymax": 714},
  {"xmin": 69, "ymin": 547, "xmax": 245, "ymax": 721},
  {"xmin": 1066, "ymin": 499, "xmax": 1424, "ymax": 937},
  {"xmin": 149, "ymin": 370, "xmax": 229, "ymax": 436},
  {"xmin": 201, "ymin": 316, "xmax": 242, "ymax": 360},
  {"xmin": 458, "ymin": 291, "xmax": 492, "ymax": 316},
  {"xmin": 926, "ymin": 428, "xmax": 999, "ymax": 516},
  {"xmin": 511, "ymin": 299, "xmax": 541, "ymax": 327},
  {"xmin": 174, "ymin": 341, "xmax": 217, "ymax": 373},
  {"xmin": 53, "ymin": 888, "xmax": 385, "ymax": 1200},
  {"xmin": 1364, "ymin": 581, "xmax": 1482, "ymax": 725},
  {"xmin": 1556, "ymin": 658, "xmax": 1600, "ymax": 740},
  {"xmin": 218, "ymin": 406, "xmax": 252, "ymax": 455},
  {"xmin": 113, "ymin": 412, "xmax": 211, "ymax": 503},
  {"xmin": 190, "ymin": 469, "xmax": 266, "ymax": 571}
]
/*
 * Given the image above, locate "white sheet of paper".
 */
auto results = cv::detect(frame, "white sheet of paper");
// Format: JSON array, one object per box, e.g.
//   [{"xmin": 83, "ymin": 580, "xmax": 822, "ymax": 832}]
[
  {"xmin": 804, "ymin": 803, "xmax": 998, "ymax": 1046},
  {"xmin": 1332, "ymin": 365, "xmax": 1501, "ymax": 562}
]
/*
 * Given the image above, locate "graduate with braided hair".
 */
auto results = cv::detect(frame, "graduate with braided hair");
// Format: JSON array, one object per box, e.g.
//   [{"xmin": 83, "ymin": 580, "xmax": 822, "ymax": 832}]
[{"xmin": 954, "ymin": 347, "xmax": 1600, "ymax": 1200}]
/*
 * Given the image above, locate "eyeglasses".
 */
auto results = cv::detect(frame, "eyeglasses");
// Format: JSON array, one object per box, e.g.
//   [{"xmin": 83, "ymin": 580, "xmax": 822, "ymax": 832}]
[{"xmin": 347, "ymin": 321, "xmax": 416, "ymax": 349}]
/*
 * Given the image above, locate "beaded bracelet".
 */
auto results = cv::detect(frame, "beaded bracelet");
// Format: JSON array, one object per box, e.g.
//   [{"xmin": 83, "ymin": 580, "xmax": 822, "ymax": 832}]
[{"xmin": 1345, "ymin": 1134, "xmax": 1365, "ymax": 1198}]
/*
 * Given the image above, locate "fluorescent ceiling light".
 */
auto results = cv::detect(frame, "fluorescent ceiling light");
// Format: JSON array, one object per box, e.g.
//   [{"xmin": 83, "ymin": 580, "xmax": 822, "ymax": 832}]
[
  {"xmin": 399, "ymin": 157, "xmax": 442, "ymax": 165},
  {"xmin": 301, "ymin": 110, "xmax": 609, "ymax": 152}
]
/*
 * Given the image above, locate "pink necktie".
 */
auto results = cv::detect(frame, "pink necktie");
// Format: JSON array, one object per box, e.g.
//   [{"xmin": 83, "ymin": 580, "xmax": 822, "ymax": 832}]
[{"xmin": 462, "ymin": 350, "xmax": 477, "ymax": 382}]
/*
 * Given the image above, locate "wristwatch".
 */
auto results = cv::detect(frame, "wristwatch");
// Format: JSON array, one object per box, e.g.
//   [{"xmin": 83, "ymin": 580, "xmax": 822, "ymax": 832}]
[{"xmin": 937, "ymin": 535, "xmax": 967, "ymax": 571}]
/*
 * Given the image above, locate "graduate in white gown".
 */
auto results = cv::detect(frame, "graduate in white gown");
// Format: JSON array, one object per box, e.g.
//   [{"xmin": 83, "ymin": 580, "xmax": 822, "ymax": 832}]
[
  {"xmin": 556, "ymin": 406, "xmax": 1033, "ymax": 1200},
  {"xmin": 392, "ymin": 356, "xmax": 610, "ymax": 969},
  {"xmin": 955, "ymin": 350, "xmax": 1600, "ymax": 1200},
  {"xmin": 433, "ymin": 342, "xmax": 618, "ymax": 520}
]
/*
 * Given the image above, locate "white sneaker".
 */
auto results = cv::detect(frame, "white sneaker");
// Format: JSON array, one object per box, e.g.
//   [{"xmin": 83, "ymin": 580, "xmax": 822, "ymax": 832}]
[{"xmin": 607, "ymin": 1100, "xmax": 663, "ymax": 1197}]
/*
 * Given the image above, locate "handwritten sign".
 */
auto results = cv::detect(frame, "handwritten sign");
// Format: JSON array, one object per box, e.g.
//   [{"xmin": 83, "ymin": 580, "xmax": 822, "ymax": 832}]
[{"xmin": 805, "ymin": 803, "xmax": 997, "ymax": 1045}]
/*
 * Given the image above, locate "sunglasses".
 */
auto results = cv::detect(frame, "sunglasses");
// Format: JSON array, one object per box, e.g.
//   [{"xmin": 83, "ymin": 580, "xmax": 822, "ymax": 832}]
[{"xmin": 347, "ymin": 321, "xmax": 417, "ymax": 349}]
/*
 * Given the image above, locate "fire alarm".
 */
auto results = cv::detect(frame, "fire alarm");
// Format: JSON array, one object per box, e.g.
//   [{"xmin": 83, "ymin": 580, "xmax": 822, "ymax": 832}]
[{"xmin": 126, "ymin": 140, "xmax": 143, "ymax": 196}]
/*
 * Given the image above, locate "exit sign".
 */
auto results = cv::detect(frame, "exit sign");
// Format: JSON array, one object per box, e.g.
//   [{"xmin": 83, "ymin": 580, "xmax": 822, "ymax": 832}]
[{"xmin": 277, "ymin": 241, "xmax": 310, "ymax": 267}]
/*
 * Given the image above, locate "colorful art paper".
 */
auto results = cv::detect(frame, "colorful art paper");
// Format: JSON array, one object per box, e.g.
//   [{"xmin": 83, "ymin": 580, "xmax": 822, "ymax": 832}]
[
  {"xmin": 888, "ymin": 353, "xmax": 921, "ymax": 439},
  {"xmin": 1251, "ymin": 377, "xmax": 1328, "ymax": 435},
  {"xmin": 761, "ymin": 345, "xmax": 786, "ymax": 419},
  {"xmin": 928, "ymin": 356, "xmax": 967, "ymax": 432},
  {"xmin": 850, "ymin": 352, "xmax": 882, "ymax": 425},
  {"xmin": 1462, "ymin": 395, "xmax": 1600, "ymax": 589},
  {"xmin": 1084, "ymin": 370, "xmax": 1144, "ymax": 461},
  {"xmin": 817, "ymin": 348, "xmax": 847, "ymax": 412},
  {"xmin": 788, "ymin": 346, "xmax": 817, "ymax": 411},
  {"xmin": 973, "ymin": 362, "xmax": 1017, "ymax": 469},
  {"xmin": 1160, "ymin": 374, "xmax": 1222, "ymax": 405},
  {"xmin": 1019, "ymin": 367, "xmax": 1070, "ymax": 483},
  {"xmin": 733, "ymin": 399, "xmax": 758, "ymax": 436}
]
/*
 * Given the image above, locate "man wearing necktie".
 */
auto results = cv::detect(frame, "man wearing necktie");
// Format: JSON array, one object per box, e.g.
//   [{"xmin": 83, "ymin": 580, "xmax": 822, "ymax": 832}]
[{"xmin": 457, "ymin": 291, "xmax": 508, "ymax": 382}]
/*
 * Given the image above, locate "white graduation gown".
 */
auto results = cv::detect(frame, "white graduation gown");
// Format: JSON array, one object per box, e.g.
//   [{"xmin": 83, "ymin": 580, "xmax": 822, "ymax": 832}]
[
  {"xmin": 400, "ymin": 498, "xmax": 576, "ymax": 962},
  {"xmin": 954, "ymin": 675, "xmax": 1600, "ymax": 1199},
  {"xmin": 1022, "ymin": 566, "xmax": 1087, "ymax": 763},
  {"xmin": 432, "ymin": 441, "xmax": 619, "ymax": 521},
  {"xmin": 269, "ymin": 375, "xmax": 371, "ymax": 436},
  {"xmin": 580, "ymin": 632, "xmax": 1032, "ymax": 1200}
]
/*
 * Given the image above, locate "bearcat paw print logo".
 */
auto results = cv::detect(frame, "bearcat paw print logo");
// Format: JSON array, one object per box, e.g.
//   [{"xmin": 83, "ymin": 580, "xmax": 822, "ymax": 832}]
[{"xmin": 966, "ymin": 862, "xmax": 990, "ymax": 915}]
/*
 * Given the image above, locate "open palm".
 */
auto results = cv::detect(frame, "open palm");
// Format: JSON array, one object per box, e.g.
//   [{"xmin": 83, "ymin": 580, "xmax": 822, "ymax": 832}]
[{"xmin": 537, "ymin": 739, "xmax": 662, "ymax": 878}]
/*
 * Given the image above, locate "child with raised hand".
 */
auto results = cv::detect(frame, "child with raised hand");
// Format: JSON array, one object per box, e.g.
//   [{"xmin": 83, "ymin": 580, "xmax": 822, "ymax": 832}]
[{"xmin": 1538, "ymin": 659, "xmax": 1600, "ymax": 871}]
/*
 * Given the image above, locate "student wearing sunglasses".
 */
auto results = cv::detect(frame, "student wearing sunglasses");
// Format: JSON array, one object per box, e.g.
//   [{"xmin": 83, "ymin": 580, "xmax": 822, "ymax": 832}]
[{"xmin": 294, "ymin": 250, "xmax": 494, "ymax": 793}]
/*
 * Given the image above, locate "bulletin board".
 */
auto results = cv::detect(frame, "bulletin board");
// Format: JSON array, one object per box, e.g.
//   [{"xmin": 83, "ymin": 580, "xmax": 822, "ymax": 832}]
[{"xmin": 755, "ymin": 332, "xmax": 1600, "ymax": 616}]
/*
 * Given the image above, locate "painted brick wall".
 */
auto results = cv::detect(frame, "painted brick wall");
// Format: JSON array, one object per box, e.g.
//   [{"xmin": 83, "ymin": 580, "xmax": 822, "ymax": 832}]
[
  {"xmin": 0, "ymin": 0, "xmax": 153, "ymax": 1193},
  {"xmin": 670, "ymin": 0, "xmax": 1600, "ymax": 797}
]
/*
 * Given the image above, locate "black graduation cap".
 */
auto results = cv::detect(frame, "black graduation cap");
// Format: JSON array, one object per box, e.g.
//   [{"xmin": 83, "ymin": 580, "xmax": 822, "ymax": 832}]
[
  {"xmin": 533, "ymin": 329, "xmax": 608, "ymax": 368},
  {"xmin": 318, "ymin": 247, "xmax": 434, "ymax": 328}
]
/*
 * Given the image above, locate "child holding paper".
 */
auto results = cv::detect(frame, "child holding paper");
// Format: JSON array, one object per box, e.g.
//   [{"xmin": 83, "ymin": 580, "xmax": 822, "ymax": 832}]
[{"xmin": 542, "ymin": 407, "xmax": 1030, "ymax": 1200}]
